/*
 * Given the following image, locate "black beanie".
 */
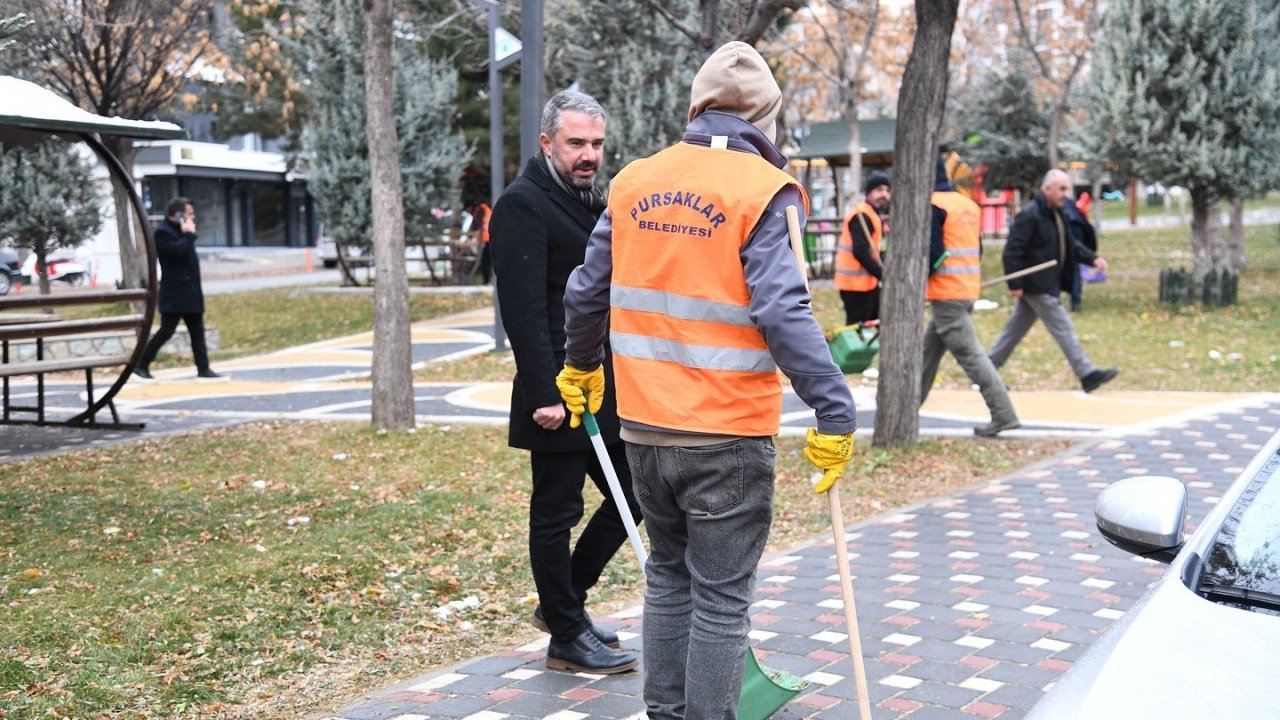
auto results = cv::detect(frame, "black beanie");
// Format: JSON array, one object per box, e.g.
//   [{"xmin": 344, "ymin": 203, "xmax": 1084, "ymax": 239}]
[
  {"xmin": 864, "ymin": 171, "xmax": 891, "ymax": 195},
  {"xmin": 935, "ymin": 156, "xmax": 950, "ymax": 185}
]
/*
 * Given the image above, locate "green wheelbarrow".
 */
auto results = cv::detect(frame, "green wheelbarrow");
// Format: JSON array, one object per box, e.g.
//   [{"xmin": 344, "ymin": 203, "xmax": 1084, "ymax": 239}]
[
  {"xmin": 581, "ymin": 403, "xmax": 809, "ymax": 718},
  {"xmin": 827, "ymin": 322, "xmax": 880, "ymax": 375}
]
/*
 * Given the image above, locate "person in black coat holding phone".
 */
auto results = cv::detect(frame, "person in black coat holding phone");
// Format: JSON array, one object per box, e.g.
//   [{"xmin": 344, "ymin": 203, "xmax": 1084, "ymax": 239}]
[
  {"xmin": 133, "ymin": 197, "xmax": 222, "ymax": 381},
  {"xmin": 489, "ymin": 91, "xmax": 642, "ymax": 675}
]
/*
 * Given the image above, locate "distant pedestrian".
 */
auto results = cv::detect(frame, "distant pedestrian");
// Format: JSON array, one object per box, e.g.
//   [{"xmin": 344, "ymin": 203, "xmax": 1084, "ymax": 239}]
[
  {"xmin": 835, "ymin": 171, "xmax": 890, "ymax": 325},
  {"xmin": 1062, "ymin": 198, "xmax": 1098, "ymax": 312},
  {"xmin": 988, "ymin": 170, "xmax": 1117, "ymax": 393},
  {"xmin": 133, "ymin": 197, "xmax": 223, "ymax": 381},
  {"xmin": 920, "ymin": 157, "xmax": 1019, "ymax": 436}
]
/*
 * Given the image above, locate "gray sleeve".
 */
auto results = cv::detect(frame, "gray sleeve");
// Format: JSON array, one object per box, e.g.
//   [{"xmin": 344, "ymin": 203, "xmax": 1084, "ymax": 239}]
[
  {"xmin": 742, "ymin": 187, "xmax": 857, "ymax": 435},
  {"xmin": 563, "ymin": 210, "xmax": 614, "ymax": 371}
]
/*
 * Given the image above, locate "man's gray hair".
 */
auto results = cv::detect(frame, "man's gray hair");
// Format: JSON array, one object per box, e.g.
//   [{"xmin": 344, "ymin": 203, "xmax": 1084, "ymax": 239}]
[
  {"xmin": 1041, "ymin": 169, "xmax": 1070, "ymax": 187},
  {"xmin": 540, "ymin": 90, "xmax": 606, "ymax": 137}
]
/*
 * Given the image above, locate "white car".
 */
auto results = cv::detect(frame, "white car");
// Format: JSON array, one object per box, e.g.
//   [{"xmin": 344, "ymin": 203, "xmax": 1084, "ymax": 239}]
[{"xmin": 1026, "ymin": 428, "xmax": 1280, "ymax": 719}]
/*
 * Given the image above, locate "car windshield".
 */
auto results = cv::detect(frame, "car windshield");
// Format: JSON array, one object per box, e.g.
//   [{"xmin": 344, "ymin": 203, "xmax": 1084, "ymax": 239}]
[{"xmin": 1200, "ymin": 444, "xmax": 1280, "ymax": 614}]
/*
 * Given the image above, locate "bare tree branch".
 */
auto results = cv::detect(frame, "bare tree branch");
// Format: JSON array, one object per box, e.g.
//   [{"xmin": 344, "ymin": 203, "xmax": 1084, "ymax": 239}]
[
  {"xmin": 1010, "ymin": 0, "xmax": 1059, "ymax": 88},
  {"xmin": 738, "ymin": 0, "xmax": 804, "ymax": 46},
  {"xmin": 638, "ymin": 0, "xmax": 704, "ymax": 46}
]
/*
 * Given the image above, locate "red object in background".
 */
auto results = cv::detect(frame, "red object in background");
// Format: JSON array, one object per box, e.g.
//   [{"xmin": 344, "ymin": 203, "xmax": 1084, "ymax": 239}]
[{"xmin": 1076, "ymin": 191, "xmax": 1092, "ymax": 217}]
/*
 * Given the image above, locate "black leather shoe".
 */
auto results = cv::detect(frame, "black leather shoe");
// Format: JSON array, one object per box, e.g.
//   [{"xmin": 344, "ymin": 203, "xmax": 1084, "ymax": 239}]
[
  {"xmin": 132, "ymin": 367, "xmax": 153, "ymax": 380},
  {"xmin": 196, "ymin": 369, "xmax": 227, "ymax": 381},
  {"xmin": 546, "ymin": 629, "xmax": 637, "ymax": 674},
  {"xmin": 974, "ymin": 418, "xmax": 1021, "ymax": 437},
  {"xmin": 1081, "ymin": 368, "xmax": 1118, "ymax": 393},
  {"xmin": 531, "ymin": 604, "xmax": 620, "ymax": 649}
]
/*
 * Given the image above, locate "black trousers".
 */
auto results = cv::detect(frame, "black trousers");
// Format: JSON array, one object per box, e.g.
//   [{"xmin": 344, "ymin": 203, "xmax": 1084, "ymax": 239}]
[
  {"xmin": 139, "ymin": 312, "xmax": 210, "ymax": 372},
  {"xmin": 840, "ymin": 288, "xmax": 880, "ymax": 325},
  {"xmin": 529, "ymin": 441, "xmax": 642, "ymax": 642}
]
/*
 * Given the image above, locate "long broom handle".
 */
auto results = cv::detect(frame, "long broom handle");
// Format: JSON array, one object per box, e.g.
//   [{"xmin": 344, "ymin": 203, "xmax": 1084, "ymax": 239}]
[
  {"xmin": 582, "ymin": 403, "xmax": 648, "ymax": 568},
  {"xmin": 980, "ymin": 258, "xmax": 1058, "ymax": 288},
  {"xmin": 786, "ymin": 205, "xmax": 873, "ymax": 720}
]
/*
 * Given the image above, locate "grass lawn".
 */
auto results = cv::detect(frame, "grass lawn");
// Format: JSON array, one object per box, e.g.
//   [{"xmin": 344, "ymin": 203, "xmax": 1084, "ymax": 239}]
[
  {"xmin": 810, "ymin": 222, "xmax": 1280, "ymax": 393},
  {"xmin": 0, "ymin": 422, "xmax": 1068, "ymax": 720}
]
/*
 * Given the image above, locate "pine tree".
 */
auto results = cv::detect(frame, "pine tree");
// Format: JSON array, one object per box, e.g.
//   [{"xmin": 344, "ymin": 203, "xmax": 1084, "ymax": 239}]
[
  {"xmin": 0, "ymin": 139, "xmax": 103, "ymax": 295},
  {"xmin": 1089, "ymin": 0, "xmax": 1280, "ymax": 286},
  {"xmin": 551, "ymin": 0, "xmax": 699, "ymax": 175},
  {"xmin": 951, "ymin": 58, "xmax": 1052, "ymax": 197},
  {"xmin": 300, "ymin": 0, "xmax": 471, "ymax": 252}
]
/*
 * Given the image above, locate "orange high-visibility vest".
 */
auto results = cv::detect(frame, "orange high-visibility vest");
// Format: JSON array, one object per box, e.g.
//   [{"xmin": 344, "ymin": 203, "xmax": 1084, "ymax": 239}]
[
  {"xmin": 835, "ymin": 201, "xmax": 882, "ymax": 292},
  {"xmin": 927, "ymin": 191, "xmax": 983, "ymax": 301},
  {"xmin": 474, "ymin": 202, "xmax": 492, "ymax": 244},
  {"xmin": 607, "ymin": 141, "xmax": 809, "ymax": 436}
]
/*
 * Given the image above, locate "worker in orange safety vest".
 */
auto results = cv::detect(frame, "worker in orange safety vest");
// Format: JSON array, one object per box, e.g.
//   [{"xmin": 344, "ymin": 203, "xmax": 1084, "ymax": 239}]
[
  {"xmin": 920, "ymin": 155, "xmax": 1020, "ymax": 437},
  {"xmin": 834, "ymin": 171, "xmax": 890, "ymax": 324}
]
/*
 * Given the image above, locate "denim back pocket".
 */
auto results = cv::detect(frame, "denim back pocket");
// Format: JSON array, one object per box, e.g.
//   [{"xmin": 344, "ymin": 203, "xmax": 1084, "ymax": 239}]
[{"xmin": 674, "ymin": 441, "xmax": 745, "ymax": 516}]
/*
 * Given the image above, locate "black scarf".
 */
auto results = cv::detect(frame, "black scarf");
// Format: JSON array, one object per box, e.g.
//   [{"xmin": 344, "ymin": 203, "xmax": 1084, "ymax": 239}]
[{"xmin": 544, "ymin": 154, "xmax": 605, "ymax": 214}]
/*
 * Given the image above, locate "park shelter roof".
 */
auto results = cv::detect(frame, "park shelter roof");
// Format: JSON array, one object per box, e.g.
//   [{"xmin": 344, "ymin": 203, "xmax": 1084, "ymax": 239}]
[
  {"xmin": 0, "ymin": 76, "xmax": 183, "ymax": 140},
  {"xmin": 793, "ymin": 118, "xmax": 896, "ymax": 164}
]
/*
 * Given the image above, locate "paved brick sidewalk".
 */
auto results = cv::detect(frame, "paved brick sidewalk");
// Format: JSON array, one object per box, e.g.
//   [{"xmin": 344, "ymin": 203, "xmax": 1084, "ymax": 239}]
[{"xmin": 321, "ymin": 396, "xmax": 1279, "ymax": 720}]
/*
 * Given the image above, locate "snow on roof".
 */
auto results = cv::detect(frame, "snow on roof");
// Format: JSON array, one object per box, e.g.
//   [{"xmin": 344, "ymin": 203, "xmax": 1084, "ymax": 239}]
[{"xmin": 0, "ymin": 75, "xmax": 184, "ymax": 139}]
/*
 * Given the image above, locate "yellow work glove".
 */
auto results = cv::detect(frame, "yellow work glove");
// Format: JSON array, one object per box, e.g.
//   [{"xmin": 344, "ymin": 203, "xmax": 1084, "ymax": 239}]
[
  {"xmin": 555, "ymin": 363, "xmax": 605, "ymax": 429},
  {"xmin": 804, "ymin": 428, "xmax": 854, "ymax": 494}
]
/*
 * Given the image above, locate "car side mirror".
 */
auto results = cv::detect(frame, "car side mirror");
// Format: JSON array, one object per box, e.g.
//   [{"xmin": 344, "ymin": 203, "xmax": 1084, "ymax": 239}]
[{"xmin": 1095, "ymin": 475, "xmax": 1188, "ymax": 564}]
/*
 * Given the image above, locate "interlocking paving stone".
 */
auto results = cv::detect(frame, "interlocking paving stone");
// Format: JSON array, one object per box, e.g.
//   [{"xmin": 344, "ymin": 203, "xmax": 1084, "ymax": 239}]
[{"xmin": 103, "ymin": 393, "xmax": 1280, "ymax": 720}]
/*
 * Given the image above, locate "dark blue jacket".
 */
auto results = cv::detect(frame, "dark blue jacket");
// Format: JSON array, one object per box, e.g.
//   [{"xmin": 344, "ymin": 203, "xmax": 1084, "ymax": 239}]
[{"xmin": 1003, "ymin": 193, "xmax": 1098, "ymax": 295}]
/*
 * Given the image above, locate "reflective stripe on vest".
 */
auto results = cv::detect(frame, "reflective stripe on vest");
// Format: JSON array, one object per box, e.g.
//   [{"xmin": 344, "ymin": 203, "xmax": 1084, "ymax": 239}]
[
  {"xmin": 927, "ymin": 191, "xmax": 982, "ymax": 300},
  {"xmin": 606, "ymin": 142, "xmax": 808, "ymax": 436},
  {"xmin": 835, "ymin": 201, "xmax": 882, "ymax": 292}
]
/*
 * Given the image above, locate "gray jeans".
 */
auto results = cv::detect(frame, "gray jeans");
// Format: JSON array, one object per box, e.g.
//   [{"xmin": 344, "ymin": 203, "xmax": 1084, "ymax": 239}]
[
  {"xmin": 988, "ymin": 292, "xmax": 1097, "ymax": 379},
  {"xmin": 626, "ymin": 438, "xmax": 775, "ymax": 720},
  {"xmin": 921, "ymin": 300, "xmax": 1018, "ymax": 423}
]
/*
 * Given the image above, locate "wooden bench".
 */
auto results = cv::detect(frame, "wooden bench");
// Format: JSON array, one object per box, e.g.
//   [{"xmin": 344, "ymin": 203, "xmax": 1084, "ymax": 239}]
[{"xmin": 0, "ymin": 288, "xmax": 151, "ymax": 428}]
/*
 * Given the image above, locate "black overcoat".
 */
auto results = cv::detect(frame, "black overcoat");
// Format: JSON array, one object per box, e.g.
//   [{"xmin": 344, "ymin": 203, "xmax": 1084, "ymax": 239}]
[
  {"xmin": 153, "ymin": 218, "xmax": 205, "ymax": 314},
  {"xmin": 489, "ymin": 156, "xmax": 622, "ymax": 453},
  {"xmin": 1003, "ymin": 193, "xmax": 1099, "ymax": 295}
]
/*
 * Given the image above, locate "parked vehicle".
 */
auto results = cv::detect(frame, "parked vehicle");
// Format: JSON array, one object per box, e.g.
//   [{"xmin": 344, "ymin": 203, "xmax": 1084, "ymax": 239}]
[
  {"xmin": 21, "ymin": 253, "xmax": 87, "ymax": 287},
  {"xmin": 0, "ymin": 247, "xmax": 21, "ymax": 295},
  {"xmin": 1026, "ymin": 428, "xmax": 1280, "ymax": 719}
]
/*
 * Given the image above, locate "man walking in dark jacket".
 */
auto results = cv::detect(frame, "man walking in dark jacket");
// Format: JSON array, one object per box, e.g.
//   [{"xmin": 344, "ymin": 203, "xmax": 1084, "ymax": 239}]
[
  {"xmin": 988, "ymin": 170, "xmax": 1117, "ymax": 392},
  {"xmin": 133, "ymin": 197, "xmax": 222, "ymax": 381},
  {"xmin": 489, "ymin": 90, "xmax": 642, "ymax": 675}
]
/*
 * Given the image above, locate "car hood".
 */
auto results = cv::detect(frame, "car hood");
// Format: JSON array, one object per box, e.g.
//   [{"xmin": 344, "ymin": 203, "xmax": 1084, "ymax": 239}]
[{"xmin": 1026, "ymin": 566, "xmax": 1280, "ymax": 719}]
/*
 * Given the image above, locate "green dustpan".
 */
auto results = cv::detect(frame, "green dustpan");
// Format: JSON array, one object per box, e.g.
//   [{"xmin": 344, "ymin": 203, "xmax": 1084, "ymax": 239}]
[
  {"xmin": 582, "ymin": 400, "xmax": 809, "ymax": 718},
  {"xmin": 739, "ymin": 647, "xmax": 809, "ymax": 720}
]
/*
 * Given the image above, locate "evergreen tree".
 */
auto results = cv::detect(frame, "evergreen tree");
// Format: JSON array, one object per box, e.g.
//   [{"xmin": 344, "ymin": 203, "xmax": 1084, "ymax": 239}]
[
  {"xmin": 1089, "ymin": 0, "xmax": 1280, "ymax": 285},
  {"xmin": 551, "ymin": 0, "xmax": 699, "ymax": 176},
  {"xmin": 301, "ymin": 0, "xmax": 471, "ymax": 251},
  {"xmin": 0, "ymin": 140, "xmax": 103, "ymax": 295},
  {"xmin": 951, "ymin": 59, "xmax": 1051, "ymax": 197}
]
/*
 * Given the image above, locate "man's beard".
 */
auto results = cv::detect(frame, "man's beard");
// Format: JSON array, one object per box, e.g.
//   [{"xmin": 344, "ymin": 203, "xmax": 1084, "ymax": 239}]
[{"xmin": 552, "ymin": 153, "xmax": 599, "ymax": 190}]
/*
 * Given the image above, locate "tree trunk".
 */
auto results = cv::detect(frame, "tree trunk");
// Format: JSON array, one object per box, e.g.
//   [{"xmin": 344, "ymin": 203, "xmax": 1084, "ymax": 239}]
[
  {"xmin": 102, "ymin": 136, "xmax": 146, "ymax": 289},
  {"xmin": 1227, "ymin": 196, "xmax": 1246, "ymax": 270},
  {"xmin": 846, "ymin": 95, "xmax": 863, "ymax": 205},
  {"xmin": 1047, "ymin": 102, "xmax": 1062, "ymax": 169},
  {"xmin": 1188, "ymin": 186, "xmax": 1227, "ymax": 294},
  {"xmin": 873, "ymin": 0, "xmax": 959, "ymax": 447},
  {"xmin": 364, "ymin": 0, "xmax": 415, "ymax": 430}
]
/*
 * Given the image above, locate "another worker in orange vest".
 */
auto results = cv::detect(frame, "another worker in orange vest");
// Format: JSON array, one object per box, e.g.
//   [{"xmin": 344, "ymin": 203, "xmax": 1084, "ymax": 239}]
[
  {"xmin": 835, "ymin": 171, "xmax": 890, "ymax": 325},
  {"xmin": 466, "ymin": 198, "xmax": 493, "ymax": 283},
  {"xmin": 921, "ymin": 156, "xmax": 1020, "ymax": 437},
  {"xmin": 555, "ymin": 42, "xmax": 857, "ymax": 719}
]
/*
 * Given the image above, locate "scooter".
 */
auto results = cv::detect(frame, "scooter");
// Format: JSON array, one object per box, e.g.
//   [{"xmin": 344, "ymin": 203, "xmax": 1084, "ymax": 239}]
[{"xmin": 21, "ymin": 254, "xmax": 88, "ymax": 287}]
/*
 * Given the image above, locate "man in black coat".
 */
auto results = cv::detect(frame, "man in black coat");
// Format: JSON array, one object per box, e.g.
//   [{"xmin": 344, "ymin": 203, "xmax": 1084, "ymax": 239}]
[
  {"xmin": 988, "ymin": 170, "xmax": 1117, "ymax": 393},
  {"xmin": 489, "ymin": 90, "xmax": 642, "ymax": 675},
  {"xmin": 133, "ymin": 196, "xmax": 222, "ymax": 381}
]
